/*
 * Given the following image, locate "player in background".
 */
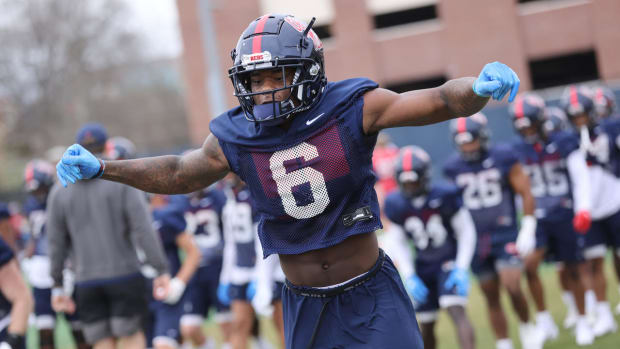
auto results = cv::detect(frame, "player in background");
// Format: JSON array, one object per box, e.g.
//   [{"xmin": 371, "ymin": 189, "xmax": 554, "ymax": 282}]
[
  {"xmin": 252, "ymin": 251, "xmax": 286, "ymax": 348},
  {"xmin": 218, "ymin": 174, "xmax": 269, "ymax": 349},
  {"xmin": 105, "ymin": 136, "xmax": 136, "ymax": 161},
  {"xmin": 383, "ymin": 146, "xmax": 476, "ymax": 349},
  {"xmin": 372, "ymin": 133, "xmax": 400, "ymax": 230},
  {"xmin": 180, "ymin": 185, "xmax": 232, "ymax": 349},
  {"xmin": 148, "ymin": 194, "xmax": 202, "ymax": 349},
  {"xmin": 21, "ymin": 160, "xmax": 91, "ymax": 349},
  {"xmin": 561, "ymin": 85, "xmax": 620, "ymax": 337},
  {"xmin": 509, "ymin": 94, "xmax": 594, "ymax": 345},
  {"xmin": 0, "ymin": 219, "xmax": 33, "ymax": 349},
  {"xmin": 444, "ymin": 113, "xmax": 542, "ymax": 349},
  {"xmin": 55, "ymin": 14, "xmax": 520, "ymax": 348},
  {"xmin": 592, "ymin": 86, "xmax": 618, "ymax": 121}
]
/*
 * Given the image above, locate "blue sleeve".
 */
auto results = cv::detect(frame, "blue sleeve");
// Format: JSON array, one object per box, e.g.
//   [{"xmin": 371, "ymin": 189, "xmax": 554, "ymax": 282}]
[
  {"xmin": 159, "ymin": 209, "xmax": 187, "ymax": 240},
  {"xmin": 383, "ymin": 193, "xmax": 403, "ymax": 225},
  {"xmin": 554, "ymin": 132, "xmax": 580, "ymax": 158},
  {"xmin": 443, "ymin": 186, "xmax": 464, "ymax": 217},
  {"xmin": 0, "ymin": 237, "xmax": 14, "ymax": 268}
]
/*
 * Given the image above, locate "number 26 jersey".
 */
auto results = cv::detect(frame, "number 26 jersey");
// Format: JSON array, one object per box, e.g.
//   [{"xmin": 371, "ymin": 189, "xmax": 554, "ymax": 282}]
[
  {"xmin": 210, "ymin": 78, "xmax": 382, "ymax": 257},
  {"xmin": 443, "ymin": 144, "xmax": 519, "ymax": 235}
]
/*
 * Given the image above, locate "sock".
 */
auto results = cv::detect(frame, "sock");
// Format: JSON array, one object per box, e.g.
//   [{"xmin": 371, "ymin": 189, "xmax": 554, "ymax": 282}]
[
  {"xmin": 496, "ymin": 338, "xmax": 513, "ymax": 349},
  {"xmin": 536, "ymin": 311, "xmax": 553, "ymax": 324},
  {"xmin": 585, "ymin": 290, "xmax": 597, "ymax": 316},
  {"xmin": 562, "ymin": 291, "xmax": 577, "ymax": 314}
]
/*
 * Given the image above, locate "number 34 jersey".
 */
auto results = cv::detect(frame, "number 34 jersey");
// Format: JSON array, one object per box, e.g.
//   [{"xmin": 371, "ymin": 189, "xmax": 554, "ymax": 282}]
[
  {"xmin": 210, "ymin": 78, "xmax": 382, "ymax": 257},
  {"xmin": 443, "ymin": 144, "xmax": 519, "ymax": 235},
  {"xmin": 512, "ymin": 132, "xmax": 579, "ymax": 222},
  {"xmin": 384, "ymin": 185, "xmax": 462, "ymax": 267}
]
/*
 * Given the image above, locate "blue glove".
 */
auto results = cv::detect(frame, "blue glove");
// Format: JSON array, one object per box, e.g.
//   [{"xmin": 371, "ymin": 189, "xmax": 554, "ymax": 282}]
[
  {"xmin": 246, "ymin": 280, "xmax": 256, "ymax": 300},
  {"xmin": 405, "ymin": 274, "xmax": 429, "ymax": 304},
  {"xmin": 56, "ymin": 144, "xmax": 103, "ymax": 187},
  {"xmin": 217, "ymin": 283, "xmax": 231, "ymax": 306},
  {"xmin": 444, "ymin": 268, "xmax": 470, "ymax": 297},
  {"xmin": 473, "ymin": 61, "xmax": 520, "ymax": 102}
]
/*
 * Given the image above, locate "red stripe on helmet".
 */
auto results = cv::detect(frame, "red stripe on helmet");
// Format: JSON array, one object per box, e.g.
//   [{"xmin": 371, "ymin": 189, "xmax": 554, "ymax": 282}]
[
  {"xmin": 570, "ymin": 86, "xmax": 579, "ymax": 108},
  {"xmin": 24, "ymin": 164, "xmax": 34, "ymax": 182},
  {"xmin": 457, "ymin": 118, "xmax": 467, "ymax": 133},
  {"xmin": 514, "ymin": 96, "xmax": 524, "ymax": 119},
  {"xmin": 402, "ymin": 148, "xmax": 413, "ymax": 172},
  {"xmin": 595, "ymin": 88, "xmax": 603, "ymax": 103},
  {"xmin": 252, "ymin": 15, "xmax": 269, "ymax": 54}
]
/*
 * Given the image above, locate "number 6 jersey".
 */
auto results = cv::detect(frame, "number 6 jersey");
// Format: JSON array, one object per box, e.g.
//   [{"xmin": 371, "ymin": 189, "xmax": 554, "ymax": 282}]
[
  {"xmin": 443, "ymin": 144, "xmax": 520, "ymax": 235},
  {"xmin": 210, "ymin": 78, "xmax": 381, "ymax": 257}
]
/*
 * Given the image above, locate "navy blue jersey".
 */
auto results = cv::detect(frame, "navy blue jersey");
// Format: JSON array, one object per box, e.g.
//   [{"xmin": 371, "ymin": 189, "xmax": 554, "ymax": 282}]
[
  {"xmin": 384, "ymin": 184, "xmax": 462, "ymax": 268},
  {"xmin": 210, "ymin": 78, "xmax": 381, "ymax": 257},
  {"xmin": 587, "ymin": 118, "xmax": 620, "ymax": 176},
  {"xmin": 0, "ymin": 237, "xmax": 14, "ymax": 320},
  {"xmin": 185, "ymin": 188, "xmax": 227, "ymax": 266},
  {"xmin": 443, "ymin": 144, "xmax": 519, "ymax": 235},
  {"xmin": 513, "ymin": 131, "xmax": 579, "ymax": 222},
  {"xmin": 223, "ymin": 186, "xmax": 259, "ymax": 268},
  {"xmin": 23, "ymin": 195, "xmax": 48, "ymax": 256},
  {"xmin": 152, "ymin": 205, "xmax": 187, "ymax": 276}
]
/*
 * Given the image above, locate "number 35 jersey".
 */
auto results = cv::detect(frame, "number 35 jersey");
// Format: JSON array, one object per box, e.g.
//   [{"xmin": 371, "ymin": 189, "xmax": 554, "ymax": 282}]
[
  {"xmin": 512, "ymin": 132, "xmax": 579, "ymax": 222},
  {"xmin": 443, "ymin": 144, "xmax": 519, "ymax": 235},
  {"xmin": 384, "ymin": 185, "xmax": 462, "ymax": 267},
  {"xmin": 210, "ymin": 78, "xmax": 381, "ymax": 257}
]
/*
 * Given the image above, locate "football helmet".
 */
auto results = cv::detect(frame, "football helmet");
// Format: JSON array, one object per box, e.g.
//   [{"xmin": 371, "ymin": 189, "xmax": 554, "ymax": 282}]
[
  {"xmin": 542, "ymin": 106, "xmax": 569, "ymax": 137},
  {"xmin": 394, "ymin": 145, "xmax": 431, "ymax": 198},
  {"xmin": 105, "ymin": 136, "xmax": 136, "ymax": 160},
  {"xmin": 592, "ymin": 86, "xmax": 617, "ymax": 119},
  {"xmin": 229, "ymin": 14, "xmax": 326, "ymax": 125},
  {"xmin": 450, "ymin": 113, "xmax": 490, "ymax": 162},
  {"xmin": 24, "ymin": 159, "xmax": 55, "ymax": 192},
  {"xmin": 560, "ymin": 85, "xmax": 595, "ymax": 121},
  {"xmin": 509, "ymin": 93, "xmax": 546, "ymax": 143}
]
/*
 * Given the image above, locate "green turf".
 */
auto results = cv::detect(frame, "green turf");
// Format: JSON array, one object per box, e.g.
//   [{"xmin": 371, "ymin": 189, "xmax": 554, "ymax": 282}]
[{"xmin": 29, "ymin": 257, "xmax": 620, "ymax": 349}]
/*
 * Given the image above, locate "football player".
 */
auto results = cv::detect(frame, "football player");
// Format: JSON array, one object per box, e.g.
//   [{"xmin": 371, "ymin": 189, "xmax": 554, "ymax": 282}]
[
  {"xmin": 384, "ymin": 146, "xmax": 476, "ymax": 349},
  {"xmin": 252, "ymin": 251, "xmax": 286, "ymax": 348},
  {"xmin": 0, "ymin": 219, "xmax": 33, "ymax": 349},
  {"xmin": 180, "ymin": 185, "xmax": 232, "ymax": 349},
  {"xmin": 22, "ymin": 159, "xmax": 91, "ymax": 349},
  {"xmin": 561, "ymin": 85, "xmax": 620, "ymax": 337},
  {"xmin": 443, "ymin": 113, "xmax": 543, "ymax": 349},
  {"xmin": 510, "ymin": 94, "xmax": 594, "ymax": 345},
  {"xmin": 592, "ymin": 86, "xmax": 618, "ymax": 121},
  {"xmin": 56, "ymin": 14, "xmax": 519, "ymax": 348},
  {"xmin": 147, "ymin": 194, "xmax": 202, "ymax": 349},
  {"xmin": 105, "ymin": 136, "xmax": 136, "ymax": 160}
]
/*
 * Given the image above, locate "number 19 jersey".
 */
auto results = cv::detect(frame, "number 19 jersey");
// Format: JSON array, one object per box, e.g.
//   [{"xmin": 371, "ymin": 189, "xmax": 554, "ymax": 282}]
[
  {"xmin": 210, "ymin": 78, "xmax": 381, "ymax": 257},
  {"xmin": 443, "ymin": 144, "xmax": 519, "ymax": 235}
]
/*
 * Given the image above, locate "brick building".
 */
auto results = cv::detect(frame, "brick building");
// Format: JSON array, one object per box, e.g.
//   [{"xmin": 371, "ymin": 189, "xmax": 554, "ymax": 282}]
[{"xmin": 176, "ymin": 0, "xmax": 620, "ymax": 145}]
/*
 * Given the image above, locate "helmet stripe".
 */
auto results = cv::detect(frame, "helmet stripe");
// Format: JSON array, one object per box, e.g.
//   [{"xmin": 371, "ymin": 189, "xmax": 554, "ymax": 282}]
[
  {"xmin": 252, "ymin": 15, "xmax": 269, "ymax": 54},
  {"xmin": 402, "ymin": 147, "xmax": 413, "ymax": 172},
  {"xmin": 24, "ymin": 164, "xmax": 34, "ymax": 182},
  {"xmin": 570, "ymin": 86, "xmax": 579, "ymax": 108},
  {"xmin": 514, "ymin": 96, "xmax": 524, "ymax": 119},
  {"xmin": 457, "ymin": 117, "xmax": 467, "ymax": 133}
]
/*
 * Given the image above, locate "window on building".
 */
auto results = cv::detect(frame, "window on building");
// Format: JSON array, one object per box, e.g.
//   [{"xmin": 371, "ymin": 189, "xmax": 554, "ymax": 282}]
[
  {"xmin": 529, "ymin": 51, "xmax": 599, "ymax": 89},
  {"xmin": 373, "ymin": 5, "xmax": 438, "ymax": 29},
  {"xmin": 385, "ymin": 76, "xmax": 447, "ymax": 93}
]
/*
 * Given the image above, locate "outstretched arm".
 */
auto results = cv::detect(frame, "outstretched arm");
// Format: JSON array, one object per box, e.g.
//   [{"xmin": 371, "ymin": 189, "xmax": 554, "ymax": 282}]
[
  {"xmin": 58, "ymin": 133, "xmax": 230, "ymax": 194},
  {"xmin": 363, "ymin": 62, "xmax": 519, "ymax": 134}
]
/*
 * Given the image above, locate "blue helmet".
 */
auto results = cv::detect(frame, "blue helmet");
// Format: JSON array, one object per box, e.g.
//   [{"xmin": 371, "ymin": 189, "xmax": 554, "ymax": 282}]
[
  {"xmin": 450, "ymin": 113, "xmax": 490, "ymax": 161},
  {"xmin": 592, "ymin": 86, "xmax": 617, "ymax": 119},
  {"xmin": 24, "ymin": 159, "xmax": 55, "ymax": 192},
  {"xmin": 560, "ymin": 85, "xmax": 595, "ymax": 121},
  {"xmin": 542, "ymin": 107, "xmax": 569, "ymax": 137},
  {"xmin": 228, "ymin": 14, "xmax": 327, "ymax": 125},
  {"xmin": 509, "ymin": 93, "xmax": 546, "ymax": 143},
  {"xmin": 105, "ymin": 136, "xmax": 136, "ymax": 160},
  {"xmin": 394, "ymin": 146, "xmax": 431, "ymax": 198}
]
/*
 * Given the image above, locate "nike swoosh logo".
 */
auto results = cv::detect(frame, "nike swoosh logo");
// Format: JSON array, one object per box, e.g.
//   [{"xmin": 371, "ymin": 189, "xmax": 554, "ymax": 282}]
[{"xmin": 306, "ymin": 113, "xmax": 325, "ymax": 126}]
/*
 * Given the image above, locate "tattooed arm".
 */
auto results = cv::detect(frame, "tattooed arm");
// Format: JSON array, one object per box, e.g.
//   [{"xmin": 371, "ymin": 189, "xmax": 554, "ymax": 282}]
[
  {"xmin": 362, "ymin": 77, "xmax": 489, "ymax": 134},
  {"xmin": 102, "ymin": 134, "xmax": 230, "ymax": 194}
]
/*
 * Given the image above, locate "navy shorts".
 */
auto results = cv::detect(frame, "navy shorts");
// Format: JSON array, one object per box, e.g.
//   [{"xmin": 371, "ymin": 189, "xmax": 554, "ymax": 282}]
[
  {"xmin": 151, "ymin": 300, "xmax": 184, "ymax": 345},
  {"xmin": 585, "ymin": 209, "xmax": 620, "ymax": 259},
  {"xmin": 415, "ymin": 261, "xmax": 467, "ymax": 323},
  {"xmin": 536, "ymin": 219, "xmax": 585, "ymax": 263},
  {"xmin": 472, "ymin": 230, "xmax": 522, "ymax": 280},
  {"xmin": 282, "ymin": 249, "xmax": 424, "ymax": 349},
  {"xmin": 229, "ymin": 283, "xmax": 252, "ymax": 302},
  {"xmin": 181, "ymin": 262, "xmax": 229, "ymax": 319}
]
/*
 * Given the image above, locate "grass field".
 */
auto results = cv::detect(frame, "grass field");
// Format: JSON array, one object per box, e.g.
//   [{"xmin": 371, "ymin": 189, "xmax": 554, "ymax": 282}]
[{"xmin": 28, "ymin": 256, "xmax": 620, "ymax": 349}]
